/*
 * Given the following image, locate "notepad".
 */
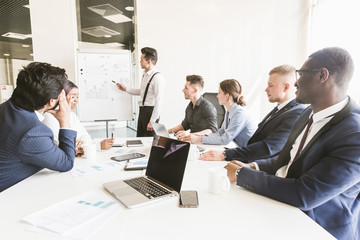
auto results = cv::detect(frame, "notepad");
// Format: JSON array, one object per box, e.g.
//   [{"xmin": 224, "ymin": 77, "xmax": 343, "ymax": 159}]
[{"xmin": 126, "ymin": 140, "xmax": 143, "ymax": 147}]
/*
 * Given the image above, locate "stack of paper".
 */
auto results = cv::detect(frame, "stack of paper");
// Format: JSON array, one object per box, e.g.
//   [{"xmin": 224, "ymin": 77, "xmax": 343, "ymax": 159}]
[{"xmin": 23, "ymin": 191, "xmax": 123, "ymax": 239}]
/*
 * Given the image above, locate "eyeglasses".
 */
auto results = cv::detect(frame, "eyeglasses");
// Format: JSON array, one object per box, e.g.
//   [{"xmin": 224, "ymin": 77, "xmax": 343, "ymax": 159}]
[{"xmin": 295, "ymin": 69, "xmax": 321, "ymax": 80}]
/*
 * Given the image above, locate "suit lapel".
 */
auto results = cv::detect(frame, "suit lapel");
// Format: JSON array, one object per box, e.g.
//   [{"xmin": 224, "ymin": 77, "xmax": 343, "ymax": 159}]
[
  {"xmin": 253, "ymin": 99, "xmax": 297, "ymax": 137},
  {"xmin": 287, "ymin": 98, "xmax": 356, "ymax": 175},
  {"xmin": 273, "ymin": 107, "xmax": 312, "ymax": 170}
]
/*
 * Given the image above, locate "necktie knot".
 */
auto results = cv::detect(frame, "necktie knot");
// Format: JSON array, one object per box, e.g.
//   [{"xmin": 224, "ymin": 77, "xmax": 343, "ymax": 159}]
[
  {"xmin": 272, "ymin": 106, "xmax": 279, "ymax": 115},
  {"xmin": 265, "ymin": 106, "xmax": 278, "ymax": 123}
]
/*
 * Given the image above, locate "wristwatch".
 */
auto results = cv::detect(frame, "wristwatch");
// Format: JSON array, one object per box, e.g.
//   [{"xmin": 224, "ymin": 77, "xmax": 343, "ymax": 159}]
[
  {"xmin": 235, "ymin": 167, "xmax": 242, "ymax": 176},
  {"xmin": 222, "ymin": 151, "xmax": 227, "ymax": 160}
]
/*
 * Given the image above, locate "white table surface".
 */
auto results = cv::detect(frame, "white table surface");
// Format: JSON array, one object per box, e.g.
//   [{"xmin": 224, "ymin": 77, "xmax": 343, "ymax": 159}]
[{"xmin": 0, "ymin": 137, "xmax": 335, "ymax": 240}]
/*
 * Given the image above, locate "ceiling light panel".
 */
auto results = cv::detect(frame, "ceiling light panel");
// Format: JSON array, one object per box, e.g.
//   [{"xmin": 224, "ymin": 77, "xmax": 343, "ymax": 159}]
[
  {"xmin": 2, "ymin": 32, "xmax": 31, "ymax": 40},
  {"xmin": 88, "ymin": 4, "xmax": 131, "ymax": 23},
  {"xmin": 81, "ymin": 26, "xmax": 120, "ymax": 37}
]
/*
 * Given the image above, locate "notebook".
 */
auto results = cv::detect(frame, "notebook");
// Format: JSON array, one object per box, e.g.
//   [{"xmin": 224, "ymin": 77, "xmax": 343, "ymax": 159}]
[
  {"xmin": 126, "ymin": 140, "xmax": 143, "ymax": 147},
  {"xmin": 151, "ymin": 122, "xmax": 170, "ymax": 138},
  {"xmin": 104, "ymin": 136, "xmax": 190, "ymax": 208}
]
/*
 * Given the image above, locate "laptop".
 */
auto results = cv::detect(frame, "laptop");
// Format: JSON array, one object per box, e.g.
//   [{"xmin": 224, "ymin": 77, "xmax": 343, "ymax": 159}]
[
  {"xmin": 104, "ymin": 135, "xmax": 190, "ymax": 208},
  {"xmin": 151, "ymin": 122, "xmax": 170, "ymax": 138}
]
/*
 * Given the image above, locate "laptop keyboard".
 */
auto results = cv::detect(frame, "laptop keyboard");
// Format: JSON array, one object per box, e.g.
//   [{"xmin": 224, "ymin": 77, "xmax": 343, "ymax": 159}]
[{"xmin": 124, "ymin": 177, "xmax": 172, "ymax": 199}]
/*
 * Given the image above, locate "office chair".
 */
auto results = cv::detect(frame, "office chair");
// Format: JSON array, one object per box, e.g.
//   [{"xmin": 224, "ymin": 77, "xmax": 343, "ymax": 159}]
[{"xmin": 203, "ymin": 92, "xmax": 225, "ymax": 129}]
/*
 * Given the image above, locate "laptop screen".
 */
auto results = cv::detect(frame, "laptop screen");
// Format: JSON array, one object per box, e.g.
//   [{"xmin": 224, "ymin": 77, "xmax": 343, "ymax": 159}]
[
  {"xmin": 146, "ymin": 136, "xmax": 190, "ymax": 192},
  {"xmin": 151, "ymin": 122, "xmax": 170, "ymax": 138}
]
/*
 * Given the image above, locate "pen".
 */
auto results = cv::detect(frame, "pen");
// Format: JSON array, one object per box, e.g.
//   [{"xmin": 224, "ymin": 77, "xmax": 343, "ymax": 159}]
[
  {"xmin": 112, "ymin": 80, "xmax": 116, "ymax": 84},
  {"xmin": 111, "ymin": 133, "xmax": 114, "ymax": 138}
]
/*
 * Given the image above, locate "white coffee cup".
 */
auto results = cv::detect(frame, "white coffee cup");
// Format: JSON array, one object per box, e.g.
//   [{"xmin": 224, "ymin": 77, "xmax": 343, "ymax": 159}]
[
  {"xmin": 208, "ymin": 167, "xmax": 230, "ymax": 194},
  {"xmin": 83, "ymin": 143, "xmax": 96, "ymax": 160}
]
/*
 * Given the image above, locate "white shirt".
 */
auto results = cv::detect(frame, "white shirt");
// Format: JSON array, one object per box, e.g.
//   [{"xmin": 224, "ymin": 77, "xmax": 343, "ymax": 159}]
[
  {"xmin": 42, "ymin": 112, "xmax": 92, "ymax": 146},
  {"xmin": 275, "ymin": 97, "xmax": 349, "ymax": 178},
  {"xmin": 277, "ymin": 97, "xmax": 295, "ymax": 111},
  {"xmin": 264, "ymin": 97, "xmax": 294, "ymax": 122},
  {"xmin": 126, "ymin": 67, "xmax": 165, "ymax": 122},
  {"xmin": 35, "ymin": 110, "xmax": 44, "ymax": 121}
]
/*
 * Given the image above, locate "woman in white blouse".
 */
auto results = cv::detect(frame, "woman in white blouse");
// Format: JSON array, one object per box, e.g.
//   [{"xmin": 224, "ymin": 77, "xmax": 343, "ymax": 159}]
[
  {"xmin": 43, "ymin": 80, "xmax": 114, "ymax": 156},
  {"xmin": 181, "ymin": 79, "xmax": 256, "ymax": 147}
]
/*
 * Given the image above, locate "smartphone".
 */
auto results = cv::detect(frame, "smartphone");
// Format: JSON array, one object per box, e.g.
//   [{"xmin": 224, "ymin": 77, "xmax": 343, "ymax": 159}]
[
  {"xmin": 110, "ymin": 153, "xmax": 145, "ymax": 162},
  {"xmin": 179, "ymin": 190, "xmax": 199, "ymax": 208}
]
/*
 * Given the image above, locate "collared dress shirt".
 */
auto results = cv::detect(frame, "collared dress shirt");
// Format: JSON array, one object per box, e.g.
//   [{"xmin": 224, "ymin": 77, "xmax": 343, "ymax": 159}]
[
  {"xmin": 277, "ymin": 97, "xmax": 295, "ymax": 111},
  {"xmin": 275, "ymin": 97, "xmax": 349, "ymax": 177},
  {"xmin": 126, "ymin": 67, "xmax": 165, "ymax": 122}
]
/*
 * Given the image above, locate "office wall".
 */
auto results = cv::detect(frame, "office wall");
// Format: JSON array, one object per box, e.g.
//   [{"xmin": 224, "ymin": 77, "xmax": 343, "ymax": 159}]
[
  {"xmin": 29, "ymin": 0, "xmax": 78, "ymax": 83},
  {"xmin": 0, "ymin": 59, "xmax": 5, "ymax": 85},
  {"xmin": 0, "ymin": 59, "xmax": 31, "ymax": 86},
  {"xmin": 137, "ymin": 0, "xmax": 311, "ymax": 126}
]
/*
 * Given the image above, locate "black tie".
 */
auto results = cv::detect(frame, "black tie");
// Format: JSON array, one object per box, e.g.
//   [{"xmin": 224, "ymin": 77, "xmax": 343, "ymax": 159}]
[
  {"xmin": 293, "ymin": 115, "xmax": 314, "ymax": 162},
  {"xmin": 265, "ymin": 106, "xmax": 278, "ymax": 122}
]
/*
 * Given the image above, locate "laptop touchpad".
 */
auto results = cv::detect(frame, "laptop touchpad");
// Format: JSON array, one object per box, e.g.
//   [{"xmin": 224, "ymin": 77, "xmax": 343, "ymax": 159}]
[{"xmin": 113, "ymin": 187, "xmax": 138, "ymax": 197}]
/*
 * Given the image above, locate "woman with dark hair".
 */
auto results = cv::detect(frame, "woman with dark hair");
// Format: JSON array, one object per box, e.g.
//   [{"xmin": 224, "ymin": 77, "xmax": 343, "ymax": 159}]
[
  {"xmin": 43, "ymin": 80, "xmax": 114, "ymax": 156},
  {"xmin": 183, "ymin": 79, "xmax": 256, "ymax": 147}
]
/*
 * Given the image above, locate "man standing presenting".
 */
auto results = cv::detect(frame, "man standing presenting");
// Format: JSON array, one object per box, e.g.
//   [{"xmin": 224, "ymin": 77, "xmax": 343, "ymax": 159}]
[
  {"xmin": 117, "ymin": 47, "xmax": 165, "ymax": 137},
  {"xmin": 0, "ymin": 62, "xmax": 76, "ymax": 192},
  {"xmin": 168, "ymin": 75, "xmax": 218, "ymax": 138},
  {"xmin": 200, "ymin": 65, "xmax": 304, "ymax": 162},
  {"xmin": 226, "ymin": 47, "xmax": 360, "ymax": 240}
]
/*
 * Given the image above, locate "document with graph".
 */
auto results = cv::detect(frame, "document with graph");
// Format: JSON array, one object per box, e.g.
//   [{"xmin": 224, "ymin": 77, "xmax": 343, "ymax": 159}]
[{"xmin": 23, "ymin": 191, "xmax": 123, "ymax": 239}]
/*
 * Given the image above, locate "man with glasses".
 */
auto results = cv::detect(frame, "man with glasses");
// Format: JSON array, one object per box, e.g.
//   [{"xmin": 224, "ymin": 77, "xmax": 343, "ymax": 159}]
[
  {"xmin": 225, "ymin": 47, "xmax": 360, "ymax": 240},
  {"xmin": 199, "ymin": 65, "xmax": 305, "ymax": 162},
  {"xmin": 116, "ymin": 47, "xmax": 165, "ymax": 137}
]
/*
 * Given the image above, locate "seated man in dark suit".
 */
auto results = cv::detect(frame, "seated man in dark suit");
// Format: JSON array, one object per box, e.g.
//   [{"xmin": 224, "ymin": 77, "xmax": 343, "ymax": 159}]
[
  {"xmin": 225, "ymin": 47, "xmax": 360, "ymax": 240},
  {"xmin": 199, "ymin": 65, "xmax": 305, "ymax": 162},
  {"xmin": 0, "ymin": 62, "xmax": 76, "ymax": 192}
]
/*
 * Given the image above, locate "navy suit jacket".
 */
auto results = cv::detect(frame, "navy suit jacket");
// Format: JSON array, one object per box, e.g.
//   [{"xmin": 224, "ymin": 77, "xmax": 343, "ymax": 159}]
[
  {"xmin": 238, "ymin": 98, "xmax": 360, "ymax": 239},
  {"xmin": 0, "ymin": 99, "xmax": 77, "ymax": 192},
  {"xmin": 225, "ymin": 99, "xmax": 305, "ymax": 162}
]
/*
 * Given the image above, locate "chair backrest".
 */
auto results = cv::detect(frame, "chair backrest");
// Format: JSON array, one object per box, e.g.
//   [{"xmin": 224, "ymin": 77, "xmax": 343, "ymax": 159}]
[{"xmin": 202, "ymin": 92, "xmax": 225, "ymax": 129}]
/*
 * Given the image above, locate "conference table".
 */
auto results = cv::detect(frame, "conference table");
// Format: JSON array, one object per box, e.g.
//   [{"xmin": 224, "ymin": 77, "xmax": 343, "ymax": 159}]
[{"xmin": 0, "ymin": 137, "xmax": 335, "ymax": 240}]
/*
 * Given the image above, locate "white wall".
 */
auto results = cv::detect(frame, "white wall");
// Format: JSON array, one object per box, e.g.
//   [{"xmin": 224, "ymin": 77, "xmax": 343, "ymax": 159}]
[
  {"xmin": 29, "ymin": 0, "xmax": 78, "ymax": 83},
  {"xmin": 11, "ymin": 59, "xmax": 32, "ymax": 84},
  {"xmin": 137, "ymin": 0, "xmax": 311, "ymax": 126},
  {"xmin": 0, "ymin": 59, "xmax": 6, "ymax": 85},
  {"xmin": 0, "ymin": 58, "xmax": 31, "ymax": 86},
  {"xmin": 311, "ymin": 0, "xmax": 360, "ymax": 103}
]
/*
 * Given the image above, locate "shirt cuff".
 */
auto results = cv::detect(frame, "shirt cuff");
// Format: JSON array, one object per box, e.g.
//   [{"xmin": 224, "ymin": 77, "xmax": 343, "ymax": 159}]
[
  {"xmin": 253, "ymin": 162, "xmax": 260, "ymax": 170},
  {"xmin": 60, "ymin": 127, "xmax": 73, "ymax": 130}
]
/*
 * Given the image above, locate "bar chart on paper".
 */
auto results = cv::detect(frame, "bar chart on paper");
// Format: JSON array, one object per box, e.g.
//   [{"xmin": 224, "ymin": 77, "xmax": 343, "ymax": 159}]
[
  {"xmin": 70, "ymin": 160, "xmax": 125, "ymax": 177},
  {"xmin": 23, "ymin": 191, "xmax": 122, "ymax": 239},
  {"xmin": 77, "ymin": 200, "xmax": 116, "ymax": 209}
]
